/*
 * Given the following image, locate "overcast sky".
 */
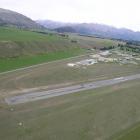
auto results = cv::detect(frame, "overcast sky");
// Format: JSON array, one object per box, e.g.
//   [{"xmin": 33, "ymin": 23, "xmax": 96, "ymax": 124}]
[{"xmin": 0, "ymin": 0, "xmax": 140, "ymax": 31}]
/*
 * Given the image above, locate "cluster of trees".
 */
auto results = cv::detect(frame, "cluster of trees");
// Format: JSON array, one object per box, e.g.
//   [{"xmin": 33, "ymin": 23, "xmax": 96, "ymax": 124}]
[
  {"xmin": 118, "ymin": 43, "xmax": 140, "ymax": 53},
  {"xmin": 100, "ymin": 46, "xmax": 115, "ymax": 50},
  {"xmin": 126, "ymin": 41, "xmax": 140, "ymax": 46},
  {"xmin": 71, "ymin": 40, "xmax": 77, "ymax": 43}
]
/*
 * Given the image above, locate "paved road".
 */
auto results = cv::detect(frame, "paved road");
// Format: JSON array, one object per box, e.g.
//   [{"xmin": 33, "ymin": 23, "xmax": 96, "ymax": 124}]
[{"xmin": 5, "ymin": 74, "xmax": 140, "ymax": 105}]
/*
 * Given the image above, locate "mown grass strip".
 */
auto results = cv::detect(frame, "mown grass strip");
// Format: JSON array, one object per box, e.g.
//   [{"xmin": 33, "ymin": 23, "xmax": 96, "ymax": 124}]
[{"xmin": 0, "ymin": 48, "xmax": 85, "ymax": 72}]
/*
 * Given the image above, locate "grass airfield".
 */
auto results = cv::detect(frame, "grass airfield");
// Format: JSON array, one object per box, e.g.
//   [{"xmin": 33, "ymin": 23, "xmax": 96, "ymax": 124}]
[
  {"xmin": 0, "ymin": 27, "xmax": 140, "ymax": 140},
  {"xmin": 0, "ymin": 53, "xmax": 139, "ymax": 98},
  {"xmin": 0, "ymin": 79, "xmax": 140, "ymax": 140},
  {"xmin": 0, "ymin": 52, "xmax": 140, "ymax": 140}
]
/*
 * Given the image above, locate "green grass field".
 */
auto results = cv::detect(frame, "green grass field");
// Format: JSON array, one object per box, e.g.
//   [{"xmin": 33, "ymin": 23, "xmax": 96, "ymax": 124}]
[
  {"xmin": 0, "ymin": 79, "xmax": 140, "ymax": 140},
  {"xmin": 69, "ymin": 34, "xmax": 124, "ymax": 49},
  {"xmin": 0, "ymin": 48, "xmax": 84, "ymax": 72},
  {"xmin": 0, "ymin": 27, "xmax": 124, "ymax": 72},
  {"xmin": 0, "ymin": 27, "xmax": 58, "ymax": 41},
  {"xmin": 112, "ymin": 123, "xmax": 140, "ymax": 140},
  {"xmin": 0, "ymin": 27, "xmax": 87, "ymax": 71},
  {"xmin": 0, "ymin": 27, "xmax": 83, "ymax": 58}
]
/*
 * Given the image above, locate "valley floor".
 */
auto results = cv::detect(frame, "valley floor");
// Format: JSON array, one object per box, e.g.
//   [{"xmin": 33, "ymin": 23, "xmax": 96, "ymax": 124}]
[{"xmin": 0, "ymin": 28, "xmax": 140, "ymax": 139}]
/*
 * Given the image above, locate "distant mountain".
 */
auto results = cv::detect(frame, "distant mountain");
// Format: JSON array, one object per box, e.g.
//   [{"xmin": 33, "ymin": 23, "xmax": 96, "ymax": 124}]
[
  {"xmin": 55, "ymin": 26, "xmax": 76, "ymax": 33},
  {"xmin": 0, "ymin": 8, "xmax": 43, "ymax": 29},
  {"xmin": 55, "ymin": 23, "xmax": 140, "ymax": 41},
  {"xmin": 36, "ymin": 20, "xmax": 74, "ymax": 29},
  {"xmin": 37, "ymin": 20, "xmax": 140, "ymax": 41}
]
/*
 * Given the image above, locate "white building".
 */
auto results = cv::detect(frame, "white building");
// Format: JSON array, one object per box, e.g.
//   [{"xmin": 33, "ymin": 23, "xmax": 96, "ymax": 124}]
[{"xmin": 67, "ymin": 63, "xmax": 76, "ymax": 67}]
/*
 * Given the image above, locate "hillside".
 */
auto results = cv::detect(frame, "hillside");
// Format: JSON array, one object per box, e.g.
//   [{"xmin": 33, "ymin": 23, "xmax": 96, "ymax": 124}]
[
  {"xmin": 0, "ymin": 27, "xmax": 85, "ymax": 71},
  {"xmin": 0, "ymin": 27, "xmax": 84, "ymax": 58},
  {"xmin": 0, "ymin": 26, "xmax": 123, "ymax": 58},
  {"xmin": 0, "ymin": 8, "xmax": 43, "ymax": 29},
  {"xmin": 37, "ymin": 20, "xmax": 140, "ymax": 41}
]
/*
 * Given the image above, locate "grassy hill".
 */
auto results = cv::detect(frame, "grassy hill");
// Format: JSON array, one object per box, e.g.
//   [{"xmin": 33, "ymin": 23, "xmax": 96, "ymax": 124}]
[
  {"xmin": 0, "ymin": 8, "xmax": 42, "ymax": 29},
  {"xmin": 0, "ymin": 27, "xmax": 82, "ymax": 57},
  {"xmin": 0, "ymin": 27, "xmax": 86, "ymax": 71}
]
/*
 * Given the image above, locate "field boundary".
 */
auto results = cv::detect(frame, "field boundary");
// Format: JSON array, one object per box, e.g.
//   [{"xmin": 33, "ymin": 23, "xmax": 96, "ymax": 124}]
[{"xmin": 0, "ymin": 54, "xmax": 87, "ymax": 76}]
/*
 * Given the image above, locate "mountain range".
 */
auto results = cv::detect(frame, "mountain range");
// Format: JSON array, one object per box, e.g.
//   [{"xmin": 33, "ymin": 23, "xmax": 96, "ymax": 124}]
[
  {"xmin": 0, "ymin": 8, "xmax": 140, "ymax": 41},
  {"xmin": 37, "ymin": 20, "xmax": 140, "ymax": 41}
]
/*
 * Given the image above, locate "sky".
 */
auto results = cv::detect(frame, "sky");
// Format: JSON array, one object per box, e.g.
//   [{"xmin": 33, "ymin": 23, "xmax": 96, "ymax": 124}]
[{"xmin": 0, "ymin": 0, "xmax": 140, "ymax": 31}]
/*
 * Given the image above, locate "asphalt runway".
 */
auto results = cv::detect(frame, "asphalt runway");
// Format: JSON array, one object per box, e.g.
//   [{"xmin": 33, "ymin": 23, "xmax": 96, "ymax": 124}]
[{"xmin": 5, "ymin": 74, "xmax": 140, "ymax": 105}]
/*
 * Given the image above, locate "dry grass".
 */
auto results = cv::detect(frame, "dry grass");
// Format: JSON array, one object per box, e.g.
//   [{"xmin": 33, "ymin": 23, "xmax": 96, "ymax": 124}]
[
  {"xmin": 0, "ymin": 55, "xmax": 139, "ymax": 98},
  {"xmin": 0, "ymin": 79, "xmax": 140, "ymax": 140}
]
